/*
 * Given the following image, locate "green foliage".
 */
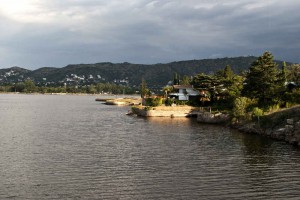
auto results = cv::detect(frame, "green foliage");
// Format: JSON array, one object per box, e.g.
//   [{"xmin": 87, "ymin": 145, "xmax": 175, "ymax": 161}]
[
  {"xmin": 260, "ymin": 106, "xmax": 300, "ymax": 129},
  {"xmin": 15, "ymin": 82, "xmax": 25, "ymax": 92},
  {"xmin": 0, "ymin": 85, "xmax": 12, "ymax": 92},
  {"xmin": 162, "ymin": 86, "xmax": 173, "ymax": 98},
  {"xmin": 144, "ymin": 106, "xmax": 153, "ymax": 111},
  {"xmin": 38, "ymin": 86, "xmax": 66, "ymax": 94},
  {"xmin": 0, "ymin": 82, "xmax": 133, "ymax": 94},
  {"xmin": 0, "ymin": 57, "xmax": 289, "ymax": 91},
  {"xmin": 86, "ymin": 84, "xmax": 96, "ymax": 94},
  {"xmin": 192, "ymin": 65, "xmax": 244, "ymax": 108},
  {"xmin": 174, "ymin": 100, "xmax": 189, "ymax": 105},
  {"xmin": 141, "ymin": 78, "xmax": 148, "ymax": 98},
  {"xmin": 252, "ymin": 107, "xmax": 264, "ymax": 120},
  {"xmin": 180, "ymin": 75, "xmax": 191, "ymax": 85},
  {"xmin": 283, "ymin": 88, "xmax": 300, "ymax": 106},
  {"xmin": 191, "ymin": 73, "xmax": 222, "ymax": 103},
  {"xmin": 173, "ymin": 72, "xmax": 180, "ymax": 85},
  {"xmin": 164, "ymin": 98, "xmax": 176, "ymax": 106},
  {"xmin": 145, "ymin": 97, "xmax": 163, "ymax": 107},
  {"xmin": 281, "ymin": 61, "xmax": 287, "ymax": 83},
  {"xmin": 223, "ymin": 65, "xmax": 234, "ymax": 80},
  {"xmin": 95, "ymin": 83, "xmax": 133, "ymax": 94},
  {"xmin": 232, "ymin": 97, "xmax": 255, "ymax": 120},
  {"xmin": 243, "ymin": 51, "xmax": 284, "ymax": 104},
  {"xmin": 24, "ymin": 80, "xmax": 37, "ymax": 93},
  {"xmin": 164, "ymin": 98, "xmax": 195, "ymax": 106},
  {"xmin": 286, "ymin": 64, "xmax": 300, "ymax": 84}
]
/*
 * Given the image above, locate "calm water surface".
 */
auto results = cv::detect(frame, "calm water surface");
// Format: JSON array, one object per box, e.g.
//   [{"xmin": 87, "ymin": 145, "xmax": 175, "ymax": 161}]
[{"xmin": 0, "ymin": 94, "xmax": 300, "ymax": 199}]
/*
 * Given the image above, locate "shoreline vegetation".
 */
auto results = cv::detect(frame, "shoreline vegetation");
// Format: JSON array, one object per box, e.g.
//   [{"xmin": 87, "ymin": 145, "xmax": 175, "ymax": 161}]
[
  {"xmin": 109, "ymin": 97, "xmax": 300, "ymax": 146},
  {"xmin": 103, "ymin": 51, "xmax": 300, "ymax": 146},
  {"xmin": 1, "ymin": 51, "xmax": 299, "ymax": 147}
]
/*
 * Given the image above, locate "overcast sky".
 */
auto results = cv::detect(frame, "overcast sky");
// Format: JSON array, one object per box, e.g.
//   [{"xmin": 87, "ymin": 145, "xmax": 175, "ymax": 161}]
[{"xmin": 0, "ymin": 0, "xmax": 299, "ymax": 69}]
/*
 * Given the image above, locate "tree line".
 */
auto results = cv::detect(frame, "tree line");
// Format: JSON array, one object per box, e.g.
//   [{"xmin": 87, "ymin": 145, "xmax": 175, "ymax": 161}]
[
  {"xmin": 0, "ymin": 82, "xmax": 136, "ymax": 94},
  {"xmin": 189, "ymin": 51, "xmax": 300, "ymax": 122}
]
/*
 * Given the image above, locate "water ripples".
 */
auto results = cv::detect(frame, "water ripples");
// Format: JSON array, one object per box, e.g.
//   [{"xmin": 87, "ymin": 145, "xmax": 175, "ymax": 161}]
[{"xmin": 0, "ymin": 94, "xmax": 300, "ymax": 199}]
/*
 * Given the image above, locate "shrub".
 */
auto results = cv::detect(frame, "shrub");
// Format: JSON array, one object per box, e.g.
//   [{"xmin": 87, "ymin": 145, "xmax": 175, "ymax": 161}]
[
  {"xmin": 131, "ymin": 106, "xmax": 140, "ymax": 114},
  {"xmin": 145, "ymin": 97, "xmax": 163, "ymax": 107},
  {"xmin": 252, "ymin": 107, "xmax": 264, "ymax": 122},
  {"xmin": 144, "ymin": 106, "xmax": 152, "ymax": 111},
  {"xmin": 283, "ymin": 88, "xmax": 300, "ymax": 106},
  {"xmin": 175, "ymin": 100, "xmax": 188, "ymax": 105},
  {"xmin": 164, "ymin": 98, "xmax": 175, "ymax": 106},
  {"xmin": 252, "ymin": 107, "xmax": 264, "ymax": 117},
  {"xmin": 232, "ymin": 97, "xmax": 256, "ymax": 121}
]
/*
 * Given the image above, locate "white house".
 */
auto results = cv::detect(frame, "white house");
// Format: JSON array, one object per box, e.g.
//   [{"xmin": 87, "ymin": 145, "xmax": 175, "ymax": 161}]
[{"xmin": 169, "ymin": 85, "xmax": 200, "ymax": 101}]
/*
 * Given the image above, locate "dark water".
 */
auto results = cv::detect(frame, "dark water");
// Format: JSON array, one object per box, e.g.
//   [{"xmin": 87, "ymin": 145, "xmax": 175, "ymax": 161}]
[{"xmin": 0, "ymin": 94, "xmax": 300, "ymax": 199}]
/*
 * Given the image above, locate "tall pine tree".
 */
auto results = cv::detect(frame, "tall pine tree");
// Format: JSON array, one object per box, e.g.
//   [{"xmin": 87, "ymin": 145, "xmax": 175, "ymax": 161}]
[{"xmin": 243, "ymin": 51, "xmax": 282, "ymax": 104}]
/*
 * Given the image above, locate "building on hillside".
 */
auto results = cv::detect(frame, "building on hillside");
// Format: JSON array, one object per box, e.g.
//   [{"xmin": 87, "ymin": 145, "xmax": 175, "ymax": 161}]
[{"xmin": 169, "ymin": 85, "xmax": 200, "ymax": 101}]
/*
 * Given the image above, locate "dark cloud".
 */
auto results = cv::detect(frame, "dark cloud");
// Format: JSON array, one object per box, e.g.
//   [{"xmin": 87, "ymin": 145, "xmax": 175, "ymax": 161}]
[{"xmin": 0, "ymin": 0, "xmax": 299, "ymax": 69}]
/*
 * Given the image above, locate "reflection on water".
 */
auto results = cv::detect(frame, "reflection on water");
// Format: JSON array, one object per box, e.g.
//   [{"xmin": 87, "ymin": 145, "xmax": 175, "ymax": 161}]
[
  {"xmin": 146, "ymin": 116, "xmax": 198, "ymax": 130},
  {"xmin": 0, "ymin": 94, "xmax": 300, "ymax": 199}
]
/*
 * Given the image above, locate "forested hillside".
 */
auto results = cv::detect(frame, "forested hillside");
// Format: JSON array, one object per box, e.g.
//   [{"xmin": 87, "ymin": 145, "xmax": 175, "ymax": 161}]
[{"xmin": 0, "ymin": 56, "xmax": 289, "ymax": 88}]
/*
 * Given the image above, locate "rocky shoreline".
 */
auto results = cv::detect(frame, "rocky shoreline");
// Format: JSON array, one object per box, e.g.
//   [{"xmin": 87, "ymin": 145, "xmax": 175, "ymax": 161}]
[
  {"xmin": 233, "ymin": 106, "xmax": 300, "ymax": 146},
  {"xmin": 131, "ymin": 104, "xmax": 300, "ymax": 147},
  {"xmin": 105, "ymin": 100, "xmax": 300, "ymax": 147},
  {"xmin": 234, "ymin": 119, "xmax": 300, "ymax": 146}
]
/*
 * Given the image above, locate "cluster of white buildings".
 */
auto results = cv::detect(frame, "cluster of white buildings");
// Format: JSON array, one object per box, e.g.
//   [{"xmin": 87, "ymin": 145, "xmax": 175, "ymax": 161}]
[{"xmin": 0, "ymin": 70, "xmax": 23, "ymax": 82}]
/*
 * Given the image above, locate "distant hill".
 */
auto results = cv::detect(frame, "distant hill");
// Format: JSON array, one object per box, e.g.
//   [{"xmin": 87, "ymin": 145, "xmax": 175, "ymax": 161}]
[{"xmin": 0, "ymin": 56, "xmax": 289, "ymax": 88}]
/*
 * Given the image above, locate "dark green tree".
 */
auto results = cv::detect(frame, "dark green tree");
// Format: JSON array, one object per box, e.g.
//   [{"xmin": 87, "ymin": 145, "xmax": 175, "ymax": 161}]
[
  {"xmin": 287, "ymin": 64, "xmax": 300, "ymax": 85},
  {"xmin": 181, "ymin": 75, "xmax": 191, "ymax": 85},
  {"xmin": 191, "ymin": 73, "xmax": 222, "ymax": 103},
  {"xmin": 223, "ymin": 65, "xmax": 234, "ymax": 80},
  {"xmin": 15, "ymin": 82, "xmax": 25, "ymax": 92},
  {"xmin": 86, "ymin": 84, "xmax": 96, "ymax": 94},
  {"xmin": 162, "ymin": 86, "xmax": 173, "ymax": 98},
  {"xmin": 212, "ymin": 66, "xmax": 243, "ymax": 109},
  {"xmin": 173, "ymin": 72, "xmax": 179, "ymax": 85},
  {"xmin": 243, "ymin": 51, "xmax": 283, "ymax": 104},
  {"xmin": 141, "ymin": 78, "xmax": 148, "ymax": 98},
  {"xmin": 24, "ymin": 80, "xmax": 37, "ymax": 93},
  {"xmin": 281, "ymin": 61, "xmax": 287, "ymax": 83}
]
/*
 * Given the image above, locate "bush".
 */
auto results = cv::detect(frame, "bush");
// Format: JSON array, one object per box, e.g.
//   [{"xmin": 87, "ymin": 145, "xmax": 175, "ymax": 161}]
[
  {"xmin": 131, "ymin": 106, "xmax": 140, "ymax": 114},
  {"xmin": 175, "ymin": 100, "xmax": 188, "ymax": 105},
  {"xmin": 232, "ymin": 97, "xmax": 256, "ymax": 121},
  {"xmin": 283, "ymin": 88, "xmax": 300, "ymax": 106},
  {"xmin": 145, "ymin": 97, "xmax": 163, "ymax": 107},
  {"xmin": 252, "ymin": 107, "xmax": 264, "ymax": 122},
  {"xmin": 164, "ymin": 98, "xmax": 175, "ymax": 106},
  {"xmin": 144, "ymin": 106, "xmax": 152, "ymax": 111},
  {"xmin": 252, "ymin": 107, "xmax": 264, "ymax": 117},
  {"xmin": 265, "ymin": 103, "xmax": 280, "ymax": 112}
]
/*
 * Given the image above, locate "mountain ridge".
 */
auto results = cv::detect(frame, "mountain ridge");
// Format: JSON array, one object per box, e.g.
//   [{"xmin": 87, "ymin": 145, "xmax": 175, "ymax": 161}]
[{"xmin": 0, "ymin": 56, "xmax": 290, "ymax": 88}]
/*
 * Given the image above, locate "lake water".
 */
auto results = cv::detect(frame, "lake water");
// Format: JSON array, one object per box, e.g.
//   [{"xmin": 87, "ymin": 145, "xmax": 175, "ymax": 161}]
[{"xmin": 0, "ymin": 94, "xmax": 300, "ymax": 199}]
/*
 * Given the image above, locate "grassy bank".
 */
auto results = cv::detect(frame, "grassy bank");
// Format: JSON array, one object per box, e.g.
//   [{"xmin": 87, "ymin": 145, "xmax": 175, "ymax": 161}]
[{"xmin": 260, "ymin": 105, "xmax": 300, "ymax": 130}]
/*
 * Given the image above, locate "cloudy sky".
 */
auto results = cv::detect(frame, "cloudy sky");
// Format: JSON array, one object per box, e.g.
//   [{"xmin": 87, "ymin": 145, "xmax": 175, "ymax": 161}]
[{"xmin": 0, "ymin": 0, "xmax": 299, "ymax": 69}]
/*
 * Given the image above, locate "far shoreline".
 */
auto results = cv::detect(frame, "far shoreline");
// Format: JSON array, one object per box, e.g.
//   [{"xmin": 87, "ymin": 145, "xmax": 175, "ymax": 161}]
[{"xmin": 0, "ymin": 92, "xmax": 139, "ymax": 97}]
